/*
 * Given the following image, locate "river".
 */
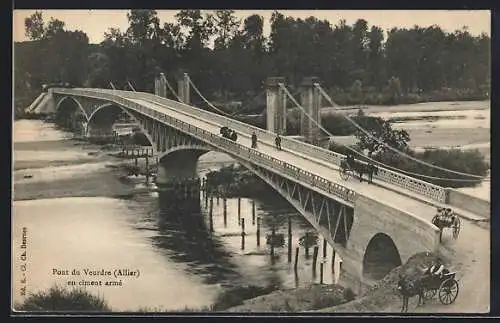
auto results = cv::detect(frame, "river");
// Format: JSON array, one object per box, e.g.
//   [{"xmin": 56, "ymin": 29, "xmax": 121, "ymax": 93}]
[{"xmin": 12, "ymin": 120, "xmax": 342, "ymax": 312}]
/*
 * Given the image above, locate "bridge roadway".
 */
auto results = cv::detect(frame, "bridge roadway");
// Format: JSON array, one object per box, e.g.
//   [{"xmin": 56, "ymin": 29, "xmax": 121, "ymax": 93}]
[{"xmin": 127, "ymin": 97, "xmax": 443, "ymax": 225}]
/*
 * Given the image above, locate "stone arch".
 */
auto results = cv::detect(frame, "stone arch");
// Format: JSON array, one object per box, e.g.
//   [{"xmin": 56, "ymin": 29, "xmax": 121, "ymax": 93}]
[
  {"xmin": 362, "ymin": 232, "xmax": 402, "ymax": 280},
  {"xmin": 55, "ymin": 96, "xmax": 89, "ymax": 120},
  {"xmin": 87, "ymin": 103, "xmax": 156, "ymax": 153}
]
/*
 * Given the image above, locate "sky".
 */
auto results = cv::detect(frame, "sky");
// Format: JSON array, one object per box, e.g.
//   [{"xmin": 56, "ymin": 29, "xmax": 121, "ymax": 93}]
[{"xmin": 13, "ymin": 10, "xmax": 491, "ymax": 44}]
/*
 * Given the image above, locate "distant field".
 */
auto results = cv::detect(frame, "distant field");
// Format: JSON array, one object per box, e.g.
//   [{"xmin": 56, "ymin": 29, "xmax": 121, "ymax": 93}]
[{"xmin": 321, "ymin": 100, "xmax": 490, "ymax": 115}]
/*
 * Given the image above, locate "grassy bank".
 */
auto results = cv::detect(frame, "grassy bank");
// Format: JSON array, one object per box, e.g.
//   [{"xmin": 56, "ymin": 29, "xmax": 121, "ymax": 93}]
[{"xmin": 14, "ymin": 285, "xmax": 111, "ymax": 312}]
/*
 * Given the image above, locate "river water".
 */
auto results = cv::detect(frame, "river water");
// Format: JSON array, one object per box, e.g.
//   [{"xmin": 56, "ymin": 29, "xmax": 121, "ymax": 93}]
[{"xmin": 12, "ymin": 120, "xmax": 341, "ymax": 312}]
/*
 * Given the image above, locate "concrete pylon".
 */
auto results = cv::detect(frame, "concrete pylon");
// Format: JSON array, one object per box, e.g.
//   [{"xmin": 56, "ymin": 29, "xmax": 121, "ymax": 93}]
[
  {"xmin": 177, "ymin": 73, "xmax": 190, "ymax": 104},
  {"xmin": 299, "ymin": 77, "xmax": 322, "ymax": 144},
  {"xmin": 266, "ymin": 77, "xmax": 287, "ymax": 135},
  {"xmin": 154, "ymin": 74, "xmax": 167, "ymax": 98}
]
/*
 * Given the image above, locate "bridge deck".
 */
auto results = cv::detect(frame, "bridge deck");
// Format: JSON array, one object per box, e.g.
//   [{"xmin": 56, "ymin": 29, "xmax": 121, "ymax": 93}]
[{"xmin": 130, "ymin": 98, "xmax": 461, "ymax": 225}]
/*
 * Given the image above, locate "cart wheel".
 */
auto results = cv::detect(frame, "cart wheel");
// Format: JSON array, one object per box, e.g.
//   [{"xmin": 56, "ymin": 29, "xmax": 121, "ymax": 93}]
[
  {"xmin": 438, "ymin": 279, "xmax": 459, "ymax": 305},
  {"xmin": 453, "ymin": 218, "xmax": 461, "ymax": 239},
  {"xmin": 339, "ymin": 167, "xmax": 350, "ymax": 181},
  {"xmin": 423, "ymin": 288, "xmax": 437, "ymax": 300}
]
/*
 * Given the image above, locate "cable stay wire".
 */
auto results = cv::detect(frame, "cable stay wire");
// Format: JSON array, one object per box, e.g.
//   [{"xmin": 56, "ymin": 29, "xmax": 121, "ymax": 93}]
[
  {"xmin": 313, "ymin": 83, "xmax": 485, "ymax": 180},
  {"xmin": 187, "ymin": 76, "xmax": 242, "ymax": 117},
  {"xmin": 127, "ymin": 81, "xmax": 137, "ymax": 92},
  {"xmin": 279, "ymin": 83, "xmax": 487, "ymax": 183}
]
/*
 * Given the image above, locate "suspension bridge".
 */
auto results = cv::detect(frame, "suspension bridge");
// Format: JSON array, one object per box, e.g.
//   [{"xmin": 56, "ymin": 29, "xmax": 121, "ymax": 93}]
[{"xmin": 24, "ymin": 73, "xmax": 490, "ymax": 293}]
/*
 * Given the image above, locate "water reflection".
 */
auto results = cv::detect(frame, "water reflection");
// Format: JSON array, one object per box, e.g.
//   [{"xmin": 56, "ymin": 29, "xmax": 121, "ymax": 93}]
[{"xmin": 153, "ymin": 188, "xmax": 241, "ymax": 285}]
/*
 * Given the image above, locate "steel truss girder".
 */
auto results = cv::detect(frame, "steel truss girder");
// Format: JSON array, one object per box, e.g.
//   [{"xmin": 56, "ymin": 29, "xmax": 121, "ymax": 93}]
[
  {"xmin": 127, "ymin": 111, "xmax": 210, "ymax": 155},
  {"xmin": 250, "ymin": 164, "xmax": 354, "ymax": 246}
]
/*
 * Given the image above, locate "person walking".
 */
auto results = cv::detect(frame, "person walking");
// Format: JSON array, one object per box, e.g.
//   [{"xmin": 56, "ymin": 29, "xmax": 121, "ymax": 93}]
[
  {"xmin": 275, "ymin": 134, "xmax": 282, "ymax": 150},
  {"xmin": 251, "ymin": 131, "xmax": 258, "ymax": 149}
]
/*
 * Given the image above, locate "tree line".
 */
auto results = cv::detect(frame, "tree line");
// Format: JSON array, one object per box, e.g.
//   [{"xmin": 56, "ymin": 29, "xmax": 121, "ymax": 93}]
[{"xmin": 15, "ymin": 9, "xmax": 490, "ymax": 119}]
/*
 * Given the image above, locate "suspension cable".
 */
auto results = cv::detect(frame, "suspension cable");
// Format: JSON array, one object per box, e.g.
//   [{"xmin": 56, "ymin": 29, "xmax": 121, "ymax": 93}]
[
  {"xmin": 187, "ymin": 76, "xmax": 241, "ymax": 117},
  {"xmin": 279, "ymin": 84, "xmax": 487, "ymax": 183},
  {"xmin": 313, "ymin": 84, "xmax": 485, "ymax": 180},
  {"xmin": 161, "ymin": 74, "xmax": 183, "ymax": 102}
]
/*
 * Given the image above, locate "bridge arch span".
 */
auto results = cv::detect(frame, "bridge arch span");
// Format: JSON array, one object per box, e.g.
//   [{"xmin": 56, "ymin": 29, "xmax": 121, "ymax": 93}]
[
  {"xmin": 156, "ymin": 147, "xmax": 211, "ymax": 184},
  {"xmin": 362, "ymin": 232, "xmax": 402, "ymax": 280},
  {"xmin": 55, "ymin": 96, "xmax": 89, "ymax": 120},
  {"xmin": 158, "ymin": 145, "xmax": 211, "ymax": 163},
  {"xmin": 87, "ymin": 103, "xmax": 156, "ymax": 152}
]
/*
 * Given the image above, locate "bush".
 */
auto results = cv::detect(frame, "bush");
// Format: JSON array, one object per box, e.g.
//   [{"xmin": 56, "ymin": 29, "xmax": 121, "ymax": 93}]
[
  {"xmin": 375, "ymin": 149, "xmax": 488, "ymax": 188},
  {"xmin": 14, "ymin": 285, "xmax": 111, "ymax": 312}
]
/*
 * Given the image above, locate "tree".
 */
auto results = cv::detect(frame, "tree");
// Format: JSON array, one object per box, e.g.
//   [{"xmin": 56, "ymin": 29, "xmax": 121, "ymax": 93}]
[
  {"xmin": 44, "ymin": 18, "xmax": 65, "ymax": 39},
  {"xmin": 24, "ymin": 11, "xmax": 45, "ymax": 40},
  {"xmin": 355, "ymin": 117, "xmax": 410, "ymax": 158},
  {"xmin": 85, "ymin": 52, "xmax": 111, "ymax": 88},
  {"xmin": 213, "ymin": 10, "xmax": 240, "ymax": 50},
  {"xmin": 125, "ymin": 10, "xmax": 160, "ymax": 46}
]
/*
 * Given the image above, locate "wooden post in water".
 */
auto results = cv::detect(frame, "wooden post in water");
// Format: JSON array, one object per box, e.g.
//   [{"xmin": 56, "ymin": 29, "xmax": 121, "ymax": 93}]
[
  {"xmin": 332, "ymin": 249, "xmax": 336, "ymax": 274},
  {"xmin": 216, "ymin": 195, "xmax": 220, "ymax": 205},
  {"xmin": 312, "ymin": 246, "xmax": 319, "ymax": 274},
  {"xmin": 256, "ymin": 217, "xmax": 261, "ymax": 247},
  {"xmin": 209, "ymin": 196, "xmax": 214, "ymax": 232},
  {"xmin": 223, "ymin": 198, "xmax": 227, "ymax": 227},
  {"xmin": 241, "ymin": 218, "xmax": 245, "ymax": 250},
  {"xmin": 270, "ymin": 226, "xmax": 276, "ymax": 258},
  {"xmin": 323, "ymin": 239, "xmax": 327, "ymax": 259},
  {"xmin": 252, "ymin": 200, "xmax": 256, "ymax": 225},
  {"xmin": 294, "ymin": 247, "xmax": 299, "ymax": 271},
  {"xmin": 204, "ymin": 189, "xmax": 209, "ymax": 207},
  {"xmin": 237, "ymin": 198, "xmax": 241, "ymax": 225},
  {"xmin": 320, "ymin": 262, "xmax": 324, "ymax": 284},
  {"xmin": 145, "ymin": 155, "xmax": 149, "ymax": 184},
  {"xmin": 288, "ymin": 216, "xmax": 292, "ymax": 263}
]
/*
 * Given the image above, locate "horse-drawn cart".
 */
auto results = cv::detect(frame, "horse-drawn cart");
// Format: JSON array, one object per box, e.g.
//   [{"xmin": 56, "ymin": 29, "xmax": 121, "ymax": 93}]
[
  {"xmin": 398, "ymin": 270, "xmax": 460, "ymax": 312},
  {"xmin": 339, "ymin": 160, "xmax": 353, "ymax": 181},
  {"xmin": 422, "ymin": 271, "xmax": 460, "ymax": 305},
  {"xmin": 432, "ymin": 211, "xmax": 461, "ymax": 242}
]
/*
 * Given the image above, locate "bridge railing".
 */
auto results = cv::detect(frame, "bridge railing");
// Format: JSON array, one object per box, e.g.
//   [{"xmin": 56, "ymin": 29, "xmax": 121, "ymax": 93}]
[
  {"xmin": 54, "ymin": 88, "xmax": 448, "ymax": 204},
  {"xmin": 101, "ymin": 89, "xmax": 448, "ymax": 204},
  {"xmin": 53, "ymin": 88, "xmax": 357, "ymax": 204}
]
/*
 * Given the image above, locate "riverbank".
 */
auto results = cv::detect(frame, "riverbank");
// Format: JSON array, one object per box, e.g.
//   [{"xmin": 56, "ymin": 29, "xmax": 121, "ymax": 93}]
[
  {"xmin": 225, "ymin": 283, "xmax": 355, "ymax": 312},
  {"xmin": 13, "ymin": 139, "xmax": 147, "ymax": 201}
]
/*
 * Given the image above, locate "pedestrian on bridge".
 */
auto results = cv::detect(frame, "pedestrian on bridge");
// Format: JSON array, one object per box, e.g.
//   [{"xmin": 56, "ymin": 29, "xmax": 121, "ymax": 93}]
[
  {"xmin": 275, "ymin": 134, "xmax": 282, "ymax": 151},
  {"xmin": 251, "ymin": 131, "xmax": 258, "ymax": 149}
]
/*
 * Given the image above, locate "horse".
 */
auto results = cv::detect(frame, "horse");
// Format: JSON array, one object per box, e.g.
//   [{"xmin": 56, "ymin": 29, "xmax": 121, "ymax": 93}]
[
  {"xmin": 349, "ymin": 160, "xmax": 378, "ymax": 184},
  {"xmin": 397, "ymin": 274, "xmax": 426, "ymax": 312}
]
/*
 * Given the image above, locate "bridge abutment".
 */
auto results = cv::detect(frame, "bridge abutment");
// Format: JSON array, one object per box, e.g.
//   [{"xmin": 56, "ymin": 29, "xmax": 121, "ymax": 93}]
[
  {"xmin": 299, "ymin": 77, "xmax": 322, "ymax": 144},
  {"xmin": 266, "ymin": 77, "xmax": 287, "ymax": 135}
]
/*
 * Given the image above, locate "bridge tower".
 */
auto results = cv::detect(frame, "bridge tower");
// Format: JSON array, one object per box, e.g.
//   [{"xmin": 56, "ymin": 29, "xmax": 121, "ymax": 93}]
[
  {"xmin": 299, "ymin": 77, "xmax": 322, "ymax": 144},
  {"xmin": 266, "ymin": 77, "xmax": 287, "ymax": 135},
  {"xmin": 154, "ymin": 73, "xmax": 167, "ymax": 98},
  {"xmin": 177, "ymin": 73, "xmax": 191, "ymax": 105}
]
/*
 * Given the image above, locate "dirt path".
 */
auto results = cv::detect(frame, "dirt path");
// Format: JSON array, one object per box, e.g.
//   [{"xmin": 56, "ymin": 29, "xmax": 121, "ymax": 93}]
[{"xmin": 331, "ymin": 218, "xmax": 490, "ymax": 314}]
